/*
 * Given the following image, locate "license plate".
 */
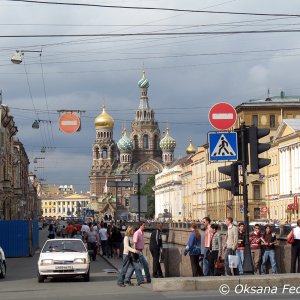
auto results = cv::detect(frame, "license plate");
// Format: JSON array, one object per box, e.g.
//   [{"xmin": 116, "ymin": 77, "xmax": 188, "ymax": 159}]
[{"xmin": 55, "ymin": 266, "xmax": 73, "ymax": 270}]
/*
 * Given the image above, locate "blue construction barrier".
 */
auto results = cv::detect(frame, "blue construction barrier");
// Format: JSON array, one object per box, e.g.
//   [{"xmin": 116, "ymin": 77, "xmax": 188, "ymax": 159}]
[{"xmin": 0, "ymin": 220, "xmax": 39, "ymax": 257}]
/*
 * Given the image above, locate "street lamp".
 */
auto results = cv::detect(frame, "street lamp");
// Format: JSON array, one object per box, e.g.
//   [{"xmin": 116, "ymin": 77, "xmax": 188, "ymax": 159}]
[{"xmin": 11, "ymin": 49, "xmax": 42, "ymax": 64}]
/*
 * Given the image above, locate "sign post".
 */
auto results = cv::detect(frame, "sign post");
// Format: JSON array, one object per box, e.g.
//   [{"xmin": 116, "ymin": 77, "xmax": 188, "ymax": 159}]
[
  {"xmin": 58, "ymin": 112, "xmax": 81, "ymax": 134},
  {"xmin": 209, "ymin": 102, "xmax": 237, "ymax": 130}
]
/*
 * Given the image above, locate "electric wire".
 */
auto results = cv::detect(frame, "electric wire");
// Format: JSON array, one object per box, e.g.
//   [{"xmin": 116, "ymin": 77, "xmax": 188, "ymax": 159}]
[{"xmin": 6, "ymin": 0, "xmax": 300, "ymax": 19}]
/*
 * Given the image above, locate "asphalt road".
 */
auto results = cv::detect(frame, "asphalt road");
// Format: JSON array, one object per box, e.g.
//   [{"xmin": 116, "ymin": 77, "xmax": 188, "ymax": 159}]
[{"xmin": 1, "ymin": 229, "xmax": 300, "ymax": 300}]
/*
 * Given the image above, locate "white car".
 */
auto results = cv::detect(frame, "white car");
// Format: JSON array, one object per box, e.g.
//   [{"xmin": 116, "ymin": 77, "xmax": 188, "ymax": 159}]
[
  {"xmin": 0, "ymin": 246, "xmax": 6, "ymax": 279},
  {"xmin": 37, "ymin": 239, "xmax": 90, "ymax": 283}
]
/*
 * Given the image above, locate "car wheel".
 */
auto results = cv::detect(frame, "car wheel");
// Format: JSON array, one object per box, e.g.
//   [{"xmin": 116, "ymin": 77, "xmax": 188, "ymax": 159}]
[
  {"xmin": 83, "ymin": 269, "xmax": 90, "ymax": 282},
  {"xmin": 0, "ymin": 261, "xmax": 6, "ymax": 279},
  {"xmin": 37, "ymin": 272, "xmax": 44, "ymax": 283}
]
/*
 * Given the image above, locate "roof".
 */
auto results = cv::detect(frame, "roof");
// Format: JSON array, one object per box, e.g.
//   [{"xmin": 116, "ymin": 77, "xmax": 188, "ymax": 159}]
[
  {"xmin": 64, "ymin": 194, "xmax": 90, "ymax": 199},
  {"xmin": 282, "ymin": 119, "xmax": 300, "ymax": 132},
  {"xmin": 236, "ymin": 95, "xmax": 300, "ymax": 109},
  {"xmin": 168, "ymin": 155, "xmax": 193, "ymax": 168}
]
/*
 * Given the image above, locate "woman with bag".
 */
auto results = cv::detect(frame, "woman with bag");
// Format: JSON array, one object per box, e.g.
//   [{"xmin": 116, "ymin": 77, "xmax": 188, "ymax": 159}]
[
  {"xmin": 288, "ymin": 219, "xmax": 300, "ymax": 273},
  {"xmin": 208, "ymin": 224, "xmax": 222, "ymax": 276},
  {"xmin": 184, "ymin": 223, "xmax": 203, "ymax": 277},
  {"xmin": 117, "ymin": 226, "xmax": 144, "ymax": 287}
]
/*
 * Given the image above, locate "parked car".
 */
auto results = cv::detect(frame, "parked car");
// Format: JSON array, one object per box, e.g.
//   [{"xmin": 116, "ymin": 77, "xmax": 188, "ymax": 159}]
[
  {"xmin": 0, "ymin": 246, "xmax": 6, "ymax": 279},
  {"xmin": 37, "ymin": 239, "xmax": 90, "ymax": 283}
]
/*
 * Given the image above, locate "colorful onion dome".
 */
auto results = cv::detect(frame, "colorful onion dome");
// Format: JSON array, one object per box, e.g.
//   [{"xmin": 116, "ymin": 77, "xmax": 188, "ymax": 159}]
[
  {"xmin": 117, "ymin": 129, "xmax": 133, "ymax": 152},
  {"xmin": 160, "ymin": 128, "xmax": 176, "ymax": 151},
  {"xmin": 186, "ymin": 138, "xmax": 196, "ymax": 155},
  {"xmin": 95, "ymin": 105, "xmax": 114, "ymax": 128},
  {"xmin": 138, "ymin": 70, "xmax": 149, "ymax": 89}
]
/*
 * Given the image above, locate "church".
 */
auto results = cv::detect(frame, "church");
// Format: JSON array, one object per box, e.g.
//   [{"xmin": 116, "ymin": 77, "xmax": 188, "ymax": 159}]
[{"xmin": 89, "ymin": 70, "xmax": 192, "ymax": 220}]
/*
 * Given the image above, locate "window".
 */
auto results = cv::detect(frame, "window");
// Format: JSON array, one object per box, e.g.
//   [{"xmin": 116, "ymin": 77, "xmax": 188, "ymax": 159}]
[
  {"xmin": 134, "ymin": 135, "xmax": 138, "ymax": 149},
  {"xmin": 252, "ymin": 115, "xmax": 258, "ymax": 126},
  {"xmin": 270, "ymin": 115, "xmax": 275, "ymax": 128},
  {"xmin": 143, "ymin": 135, "xmax": 149, "ymax": 149},
  {"xmin": 102, "ymin": 147, "xmax": 107, "ymax": 159},
  {"xmin": 45, "ymin": 208, "xmax": 47, "ymax": 213},
  {"xmin": 154, "ymin": 135, "xmax": 158, "ymax": 149},
  {"xmin": 253, "ymin": 184, "xmax": 261, "ymax": 200}
]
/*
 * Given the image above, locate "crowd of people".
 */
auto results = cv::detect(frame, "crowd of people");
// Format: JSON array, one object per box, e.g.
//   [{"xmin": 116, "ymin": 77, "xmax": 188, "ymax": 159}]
[
  {"xmin": 184, "ymin": 217, "xmax": 300, "ymax": 276},
  {"xmin": 47, "ymin": 220, "xmax": 164, "ymax": 287},
  {"xmin": 47, "ymin": 220, "xmax": 123, "ymax": 261}
]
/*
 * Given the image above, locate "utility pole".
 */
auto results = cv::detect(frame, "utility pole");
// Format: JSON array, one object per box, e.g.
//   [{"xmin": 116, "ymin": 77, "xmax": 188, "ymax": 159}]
[
  {"xmin": 241, "ymin": 122, "xmax": 254, "ymax": 274},
  {"xmin": 137, "ymin": 173, "xmax": 141, "ymax": 222}
]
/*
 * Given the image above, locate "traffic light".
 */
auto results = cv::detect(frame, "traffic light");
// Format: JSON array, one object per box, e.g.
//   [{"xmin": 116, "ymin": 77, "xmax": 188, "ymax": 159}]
[
  {"xmin": 248, "ymin": 125, "xmax": 271, "ymax": 173},
  {"xmin": 125, "ymin": 199, "xmax": 129, "ymax": 207},
  {"xmin": 218, "ymin": 162, "xmax": 240, "ymax": 196}
]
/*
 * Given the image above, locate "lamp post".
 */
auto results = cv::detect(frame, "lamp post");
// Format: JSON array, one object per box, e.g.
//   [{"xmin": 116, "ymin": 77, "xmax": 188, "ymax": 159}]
[{"xmin": 11, "ymin": 49, "xmax": 42, "ymax": 64}]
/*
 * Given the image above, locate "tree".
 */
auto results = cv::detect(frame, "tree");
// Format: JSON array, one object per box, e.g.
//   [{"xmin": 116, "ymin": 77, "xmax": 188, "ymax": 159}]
[{"xmin": 141, "ymin": 174, "xmax": 155, "ymax": 219}]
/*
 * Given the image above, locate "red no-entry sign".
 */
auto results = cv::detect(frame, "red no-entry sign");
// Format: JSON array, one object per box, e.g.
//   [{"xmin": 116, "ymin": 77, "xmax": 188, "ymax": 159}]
[
  {"xmin": 208, "ymin": 102, "xmax": 237, "ymax": 130},
  {"xmin": 58, "ymin": 112, "xmax": 81, "ymax": 134}
]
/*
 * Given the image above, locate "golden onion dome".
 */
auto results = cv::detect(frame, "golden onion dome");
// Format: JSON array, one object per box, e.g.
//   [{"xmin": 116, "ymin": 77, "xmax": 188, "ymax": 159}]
[
  {"xmin": 186, "ymin": 139, "xmax": 196, "ymax": 155},
  {"xmin": 95, "ymin": 105, "xmax": 114, "ymax": 128}
]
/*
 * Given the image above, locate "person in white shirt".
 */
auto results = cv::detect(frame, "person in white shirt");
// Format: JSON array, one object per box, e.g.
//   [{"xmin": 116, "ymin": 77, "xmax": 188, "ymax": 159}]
[
  {"xmin": 81, "ymin": 223, "xmax": 90, "ymax": 234},
  {"xmin": 99, "ymin": 223, "xmax": 108, "ymax": 256},
  {"xmin": 288, "ymin": 219, "xmax": 300, "ymax": 273},
  {"xmin": 117, "ymin": 226, "xmax": 144, "ymax": 287}
]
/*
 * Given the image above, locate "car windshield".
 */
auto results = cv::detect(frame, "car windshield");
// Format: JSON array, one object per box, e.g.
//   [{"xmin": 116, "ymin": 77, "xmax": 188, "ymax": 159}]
[{"xmin": 42, "ymin": 240, "xmax": 86, "ymax": 253}]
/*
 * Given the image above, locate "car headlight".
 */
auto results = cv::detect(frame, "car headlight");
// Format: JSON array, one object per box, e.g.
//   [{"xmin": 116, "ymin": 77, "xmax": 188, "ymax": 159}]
[
  {"xmin": 73, "ymin": 258, "xmax": 86, "ymax": 264},
  {"xmin": 41, "ymin": 259, "xmax": 53, "ymax": 265}
]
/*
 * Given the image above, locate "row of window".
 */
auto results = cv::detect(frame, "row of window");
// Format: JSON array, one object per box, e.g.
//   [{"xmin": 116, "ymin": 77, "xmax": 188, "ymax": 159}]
[
  {"xmin": 43, "ymin": 201, "xmax": 88, "ymax": 206},
  {"xmin": 252, "ymin": 114, "xmax": 276, "ymax": 128},
  {"xmin": 44, "ymin": 207, "xmax": 76, "ymax": 213}
]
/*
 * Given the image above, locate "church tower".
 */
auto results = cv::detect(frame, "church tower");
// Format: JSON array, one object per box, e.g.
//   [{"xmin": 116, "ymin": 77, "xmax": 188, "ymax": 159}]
[
  {"xmin": 130, "ymin": 70, "xmax": 162, "ymax": 164},
  {"xmin": 160, "ymin": 128, "xmax": 176, "ymax": 166},
  {"xmin": 90, "ymin": 105, "xmax": 116, "ymax": 196}
]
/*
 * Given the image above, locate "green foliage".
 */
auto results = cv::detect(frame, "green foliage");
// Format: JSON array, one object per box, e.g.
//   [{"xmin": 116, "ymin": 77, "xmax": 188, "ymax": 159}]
[{"xmin": 141, "ymin": 174, "xmax": 155, "ymax": 219}]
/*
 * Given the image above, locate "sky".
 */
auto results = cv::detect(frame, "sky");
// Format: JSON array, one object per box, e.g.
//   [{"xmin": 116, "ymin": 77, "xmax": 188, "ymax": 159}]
[{"xmin": 1, "ymin": 0, "xmax": 300, "ymax": 192}]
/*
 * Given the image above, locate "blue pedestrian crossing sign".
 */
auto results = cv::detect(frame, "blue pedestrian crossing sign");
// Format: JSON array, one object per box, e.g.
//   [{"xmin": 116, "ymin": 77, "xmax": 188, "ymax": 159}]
[{"xmin": 208, "ymin": 132, "xmax": 238, "ymax": 162}]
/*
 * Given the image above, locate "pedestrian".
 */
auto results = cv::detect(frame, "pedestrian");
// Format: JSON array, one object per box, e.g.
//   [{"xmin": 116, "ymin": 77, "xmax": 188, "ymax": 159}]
[
  {"xmin": 107, "ymin": 224, "xmax": 113, "ymax": 258},
  {"xmin": 125, "ymin": 222, "xmax": 151, "ymax": 284},
  {"xmin": 66, "ymin": 222, "xmax": 74, "ymax": 238},
  {"xmin": 223, "ymin": 217, "xmax": 239, "ymax": 276},
  {"xmin": 184, "ymin": 223, "xmax": 203, "ymax": 277},
  {"xmin": 87, "ymin": 223, "xmax": 99, "ymax": 261},
  {"xmin": 250, "ymin": 224, "xmax": 263, "ymax": 275},
  {"xmin": 208, "ymin": 223, "xmax": 222, "ymax": 276},
  {"xmin": 73, "ymin": 230, "xmax": 82, "ymax": 239},
  {"xmin": 99, "ymin": 223, "xmax": 108, "ymax": 257},
  {"xmin": 202, "ymin": 217, "xmax": 213, "ymax": 276},
  {"xmin": 48, "ymin": 224, "xmax": 55, "ymax": 239},
  {"xmin": 288, "ymin": 219, "xmax": 300, "ymax": 273},
  {"xmin": 117, "ymin": 226, "xmax": 144, "ymax": 287},
  {"xmin": 111, "ymin": 226, "xmax": 123, "ymax": 258},
  {"xmin": 261, "ymin": 225, "xmax": 277, "ymax": 274},
  {"xmin": 236, "ymin": 222, "xmax": 245, "ymax": 275},
  {"xmin": 199, "ymin": 222, "xmax": 206, "ymax": 271},
  {"xmin": 81, "ymin": 222, "xmax": 90, "ymax": 234},
  {"xmin": 61, "ymin": 225, "xmax": 67, "ymax": 238},
  {"xmin": 149, "ymin": 222, "xmax": 164, "ymax": 278}
]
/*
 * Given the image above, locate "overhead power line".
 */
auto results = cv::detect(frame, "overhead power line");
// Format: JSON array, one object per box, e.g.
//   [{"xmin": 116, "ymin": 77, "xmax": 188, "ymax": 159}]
[
  {"xmin": 6, "ymin": 0, "xmax": 300, "ymax": 18},
  {"xmin": 2, "ymin": 29, "xmax": 300, "ymax": 38}
]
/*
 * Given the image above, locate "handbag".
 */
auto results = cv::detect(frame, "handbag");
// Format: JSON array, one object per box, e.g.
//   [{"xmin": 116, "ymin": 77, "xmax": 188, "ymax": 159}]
[
  {"xmin": 214, "ymin": 257, "xmax": 225, "ymax": 269},
  {"xmin": 287, "ymin": 230, "xmax": 295, "ymax": 244},
  {"xmin": 228, "ymin": 254, "xmax": 238, "ymax": 268}
]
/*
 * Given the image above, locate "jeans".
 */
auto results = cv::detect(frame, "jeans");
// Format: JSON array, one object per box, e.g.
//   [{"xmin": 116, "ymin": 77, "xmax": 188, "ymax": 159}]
[
  {"xmin": 291, "ymin": 240, "xmax": 300, "ymax": 273},
  {"xmin": 236, "ymin": 249, "xmax": 244, "ymax": 275},
  {"xmin": 117, "ymin": 254, "xmax": 144, "ymax": 285},
  {"xmin": 261, "ymin": 249, "xmax": 277, "ymax": 274},
  {"xmin": 203, "ymin": 247, "xmax": 210, "ymax": 276},
  {"xmin": 125, "ymin": 252, "xmax": 151, "ymax": 283}
]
